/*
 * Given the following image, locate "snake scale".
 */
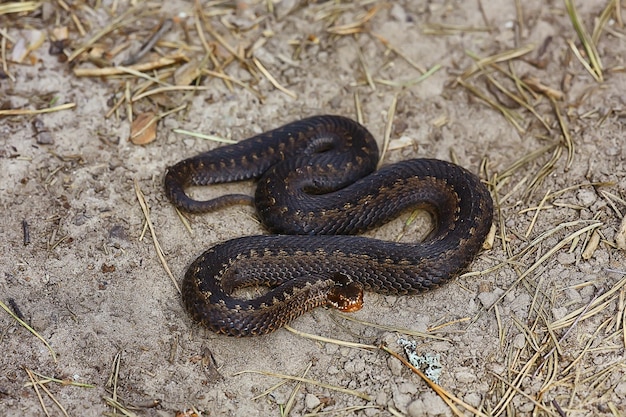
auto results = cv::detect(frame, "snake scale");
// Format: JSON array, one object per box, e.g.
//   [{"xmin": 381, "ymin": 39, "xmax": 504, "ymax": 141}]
[{"xmin": 164, "ymin": 115, "xmax": 493, "ymax": 336}]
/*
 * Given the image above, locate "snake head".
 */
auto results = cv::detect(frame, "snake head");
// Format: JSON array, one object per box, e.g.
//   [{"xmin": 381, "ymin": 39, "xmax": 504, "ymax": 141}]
[{"xmin": 326, "ymin": 273, "xmax": 364, "ymax": 312}]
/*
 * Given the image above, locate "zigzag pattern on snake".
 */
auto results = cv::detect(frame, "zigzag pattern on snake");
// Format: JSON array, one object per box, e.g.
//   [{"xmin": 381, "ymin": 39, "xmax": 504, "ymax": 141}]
[{"xmin": 164, "ymin": 115, "xmax": 493, "ymax": 336}]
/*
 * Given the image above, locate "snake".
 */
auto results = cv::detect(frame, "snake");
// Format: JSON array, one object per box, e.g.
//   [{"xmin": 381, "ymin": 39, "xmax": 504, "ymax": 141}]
[{"xmin": 164, "ymin": 115, "xmax": 493, "ymax": 336}]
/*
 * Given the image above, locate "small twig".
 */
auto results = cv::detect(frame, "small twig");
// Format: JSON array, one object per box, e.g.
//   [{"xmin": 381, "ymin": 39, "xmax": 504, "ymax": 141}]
[
  {"xmin": 22, "ymin": 219, "xmax": 30, "ymax": 246},
  {"xmin": 122, "ymin": 18, "xmax": 173, "ymax": 66},
  {"xmin": 134, "ymin": 180, "xmax": 180, "ymax": 293},
  {"xmin": 0, "ymin": 103, "xmax": 76, "ymax": 117}
]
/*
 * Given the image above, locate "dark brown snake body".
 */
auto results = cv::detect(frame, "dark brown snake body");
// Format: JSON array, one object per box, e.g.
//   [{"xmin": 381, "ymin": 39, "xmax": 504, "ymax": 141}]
[{"xmin": 164, "ymin": 115, "xmax": 493, "ymax": 336}]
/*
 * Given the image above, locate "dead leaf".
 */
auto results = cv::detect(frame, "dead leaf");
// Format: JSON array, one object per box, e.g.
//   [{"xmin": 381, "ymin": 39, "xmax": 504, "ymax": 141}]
[{"xmin": 129, "ymin": 112, "xmax": 158, "ymax": 145}]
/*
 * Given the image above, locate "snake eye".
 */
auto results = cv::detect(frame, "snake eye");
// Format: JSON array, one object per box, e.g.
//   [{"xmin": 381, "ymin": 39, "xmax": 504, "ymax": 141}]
[{"xmin": 326, "ymin": 273, "xmax": 364, "ymax": 312}]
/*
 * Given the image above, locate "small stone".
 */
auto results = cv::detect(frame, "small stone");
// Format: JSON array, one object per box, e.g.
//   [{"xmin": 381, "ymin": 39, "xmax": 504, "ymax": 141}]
[
  {"xmin": 390, "ymin": 4, "xmax": 407, "ymax": 22},
  {"xmin": 455, "ymin": 370, "xmax": 477, "ymax": 383},
  {"xmin": 464, "ymin": 392, "xmax": 482, "ymax": 408},
  {"xmin": 374, "ymin": 390, "xmax": 388, "ymax": 405},
  {"xmin": 557, "ymin": 252, "xmax": 576, "ymax": 265},
  {"xmin": 327, "ymin": 365, "xmax": 340, "ymax": 375},
  {"xmin": 407, "ymin": 399, "xmax": 426, "ymax": 417},
  {"xmin": 614, "ymin": 381, "xmax": 626, "ymax": 397},
  {"xmin": 512, "ymin": 333, "xmax": 526, "ymax": 349},
  {"xmin": 305, "ymin": 393, "xmax": 320, "ymax": 410},
  {"xmin": 344, "ymin": 358, "xmax": 365, "ymax": 373},
  {"xmin": 398, "ymin": 382, "xmax": 418, "ymax": 394},
  {"xmin": 419, "ymin": 392, "xmax": 449, "ymax": 416},
  {"xmin": 388, "ymin": 356, "xmax": 404, "ymax": 376},
  {"xmin": 576, "ymin": 189, "xmax": 597, "ymax": 207},
  {"xmin": 477, "ymin": 288, "xmax": 505, "ymax": 308},
  {"xmin": 391, "ymin": 389, "xmax": 412, "ymax": 413},
  {"xmin": 564, "ymin": 288, "xmax": 582, "ymax": 303}
]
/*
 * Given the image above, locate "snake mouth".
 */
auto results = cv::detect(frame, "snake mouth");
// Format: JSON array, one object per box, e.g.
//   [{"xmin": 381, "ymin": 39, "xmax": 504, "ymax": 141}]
[{"xmin": 325, "ymin": 273, "xmax": 364, "ymax": 313}]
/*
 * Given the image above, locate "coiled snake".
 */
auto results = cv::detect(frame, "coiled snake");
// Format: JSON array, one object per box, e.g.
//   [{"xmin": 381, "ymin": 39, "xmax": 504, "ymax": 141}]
[{"xmin": 164, "ymin": 115, "xmax": 493, "ymax": 336}]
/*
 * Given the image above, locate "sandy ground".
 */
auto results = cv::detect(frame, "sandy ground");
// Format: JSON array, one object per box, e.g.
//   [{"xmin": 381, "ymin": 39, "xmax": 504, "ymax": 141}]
[{"xmin": 1, "ymin": 1, "xmax": 626, "ymax": 416}]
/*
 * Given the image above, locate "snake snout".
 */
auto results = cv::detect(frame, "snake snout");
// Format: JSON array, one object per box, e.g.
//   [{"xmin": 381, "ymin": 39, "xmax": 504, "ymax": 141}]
[{"xmin": 325, "ymin": 273, "xmax": 364, "ymax": 312}]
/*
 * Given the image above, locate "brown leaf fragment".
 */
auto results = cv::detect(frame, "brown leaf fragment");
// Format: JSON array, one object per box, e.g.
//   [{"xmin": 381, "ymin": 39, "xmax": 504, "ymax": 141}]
[{"xmin": 129, "ymin": 112, "xmax": 158, "ymax": 145}]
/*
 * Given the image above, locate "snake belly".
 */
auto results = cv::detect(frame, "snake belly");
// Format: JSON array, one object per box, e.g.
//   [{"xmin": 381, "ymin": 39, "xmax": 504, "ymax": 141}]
[{"xmin": 164, "ymin": 115, "xmax": 493, "ymax": 336}]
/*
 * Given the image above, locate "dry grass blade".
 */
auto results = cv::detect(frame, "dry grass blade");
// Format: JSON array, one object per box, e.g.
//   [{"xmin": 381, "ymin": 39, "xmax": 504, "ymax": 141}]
[
  {"xmin": 25, "ymin": 368, "xmax": 70, "ymax": 417},
  {"xmin": 173, "ymin": 128, "xmax": 237, "ymax": 144},
  {"xmin": 356, "ymin": 45, "xmax": 375, "ymax": 90},
  {"xmin": 233, "ymin": 370, "xmax": 372, "ymax": 401},
  {"xmin": 373, "ymin": 64, "xmax": 442, "ymax": 88},
  {"xmin": 460, "ymin": 44, "xmax": 535, "ymax": 80},
  {"xmin": 73, "ymin": 56, "xmax": 185, "ymax": 77},
  {"xmin": 378, "ymin": 93, "xmax": 397, "ymax": 167},
  {"xmin": 551, "ymin": 96, "xmax": 574, "ymax": 169},
  {"xmin": 369, "ymin": 32, "xmax": 427, "ymax": 74},
  {"xmin": 282, "ymin": 363, "xmax": 311, "ymax": 416},
  {"xmin": 284, "ymin": 326, "xmax": 378, "ymax": 350},
  {"xmin": 23, "ymin": 369, "xmax": 95, "ymax": 388},
  {"xmin": 484, "ymin": 72, "xmax": 552, "ymax": 132},
  {"xmin": 491, "ymin": 351, "xmax": 542, "ymax": 416},
  {"xmin": 490, "ymin": 372, "xmax": 558, "ymax": 416},
  {"xmin": 551, "ymin": 274, "xmax": 626, "ymax": 330},
  {"xmin": 202, "ymin": 68, "xmax": 265, "ymax": 101},
  {"xmin": 25, "ymin": 368, "xmax": 51, "ymax": 417},
  {"xmin": 498, "ymin": 143, "xmax": 557, "ymax": 181},
  {"xmin": 525, "ymin": 143, "xmax": 562, "ymax": 199},
  {"xmin": 103, "ymin": 397, "xmax": 139, "ymax": 417},
  {"xmin": 0, "ymin": 103, "xmax": 76, "ymax": 117},
  {"xmin": 457, "ymin": 78, "xmax": 525, "ymax": 133},
  {"xmin": 302, "ymin": 405, "xmax": 381, "ymax": 416},
  {"xmin": 522, "ymin": 76, "xmax": 564, "ymax": 101},
  {"xmin": 564, "ymin": 0, "xmax": 603, "ymax": 82},
  {"xmin": 336, "ymin": 312, "xmax": 450, "ymax": 341},
  {"xmin": 0, "ymin": 1, "xmax": 42, "ymax": 15},
  {"xmin": 422, "ymin": 23, "xmax": 491, "ymax": 35},
  {"xmin": 526, "ymin": 190, "xmax": 551, "ymax": 237},
  {"xmin": 131, "ymin": 85, "xmax": 210, "ymax": 102},
  {"xmin": 0, "ymin": 300, "xmax": 57, "ymax": 362},
  {"xmin": 592, "ymin": 0, "xmax": 617, "ymax": 44},
  {"xmin": 253, "ymin": 57, "xmax": 297, "ymax": 99},
  {"xmin": 67, "ymin": 6, "xmax": 141, "ymax": 62},
  {"xmin": 326, "ymin": 4, "xmax": 382, "ymax": 35},
  {"xmin": 381, "ymin": 345, "xmax": 489, "ymax": 417},
  {"xmin": 134, "ymin": 180, "xmax": 180, "ymax": 293},
  {"xmin": 490, "ymin": 221, "xmax": 603, "ymax": 309}
]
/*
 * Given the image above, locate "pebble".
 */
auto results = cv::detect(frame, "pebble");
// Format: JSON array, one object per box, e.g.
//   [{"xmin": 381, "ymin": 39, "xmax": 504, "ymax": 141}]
[
  {"xmin": 512, "ymin": 333, "xmax": 526, "ymax": 349},
  {"xmin": 614, "ymin": 381, "xmax": 626, "ymax": 397},
  {"xmin": 477, "ymin": 288, "xmax": 505, "ymax": 308},
  {"xmin": 375, "ymin": 390, "xmax": 388, "ymax": 405},
  {"xmin": 327, "ymin": 365, "xmax": 340, "ymax": 375},
  {"xmin": 565, "ymin": 288, "xmax": 582, "ymax": 303},
  {"xmin": 576, "ymin": 189, "xmax": 597, "ymax": 207},
  {"xmin": 455, "ymin": 370, "xmax": 477, "ymax": 383},
  {"xmin": 344, "ymin": 358, "xmax": 365, "ymax": 373},
  {"xmin": 388, "ymin": 356, "xmax": 404, "ymax": 376},
  {"xmin": 391, "ymin": 389, "xmax": 412, "ymax": 413},
  {"xmin": 390, "ymin": 4, "xmax": 407, "ymax": 22},
  {"xmin": 407, "ymin": 392, "xmax": 449, "ymax": 417},
  {"xmin": 398, "ymin": 382, "xmax": 419, "ymax": 394},
  {"xmin": 464, "ymin": 392, "xmax": 482, "ymax": 408},
  {"xmin": 557, "ymin": 252, "xmax": 576, "ymax": 265},
  {"xmin": 304, "ymin": 393, "xmax": 320, "ymax": 410}
]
